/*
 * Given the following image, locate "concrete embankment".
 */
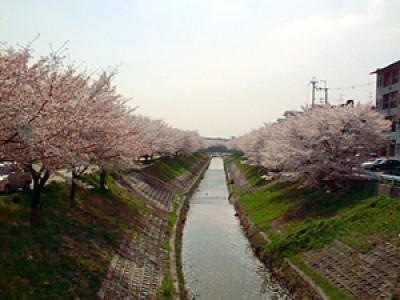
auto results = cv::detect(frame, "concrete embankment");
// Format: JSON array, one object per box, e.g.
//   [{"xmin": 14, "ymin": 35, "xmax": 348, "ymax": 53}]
[
  {"xmin": 98, "ymin": 154, "xmax": 210, "ymax": 300},
  {"xmin": 223, "ymin": 156, "xmax": 400, "ymax": 300},
  {"xmin": 170, "ymin": 157, "xmax": 211, "ymax": 299},
  {"xmin": 223, "ymin": 157, "xmax": 328, "ymax": 300}
]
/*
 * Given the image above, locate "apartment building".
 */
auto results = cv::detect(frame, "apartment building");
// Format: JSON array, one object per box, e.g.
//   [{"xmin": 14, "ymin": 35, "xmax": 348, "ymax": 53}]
[{"xmin": 372, "ymin": 60, "xmax": 400, "ymax": 156}]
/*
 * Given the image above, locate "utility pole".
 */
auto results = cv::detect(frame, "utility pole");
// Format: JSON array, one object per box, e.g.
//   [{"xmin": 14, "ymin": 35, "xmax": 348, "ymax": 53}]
[
  {"xmin": 320, "ymin": 80, "xmax": 328, "ymax": 105},
  {"xmin": 309, "ymin": 77, "xmax": 318, "ymax": 106}
]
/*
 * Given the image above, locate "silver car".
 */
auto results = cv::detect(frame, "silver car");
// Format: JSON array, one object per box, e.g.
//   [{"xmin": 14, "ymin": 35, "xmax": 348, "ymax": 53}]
[
  {"xmin": 361, "ymin": 158, "xmax": 386, "ymax": 169},
  {"xmin": 0, "ymin": 162, "xmax": 32, "ymax": 193}
]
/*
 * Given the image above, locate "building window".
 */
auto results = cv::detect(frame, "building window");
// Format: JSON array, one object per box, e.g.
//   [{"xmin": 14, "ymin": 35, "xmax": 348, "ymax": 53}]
[
  {"xmin": 378, "ymin": 74, "xmax": 383, "ymax": 87},
  {"xmin": 390, "ymin": 92, "xmax": 398, "ymax": 108},
  {"xmin": 392, "ymin": 91, "xmax": 398, "ymax": 106},
  {"xmin": 382, "ymin": 92, "xmax": 398, "ymax": 109},
  {"xmin": 383, "ymin": 94, "xmax": 389, "ymax": 109},
  {"xmin": 382, "ymin": 69, "xmax": 399, "ymax": 87},
  {"xmin": 392, "ymin": 69, "xmax": 399, "ymax": 84},
  {"xmin": 384, "ymin": 72, "xmax": 391, "ymax": 87}
]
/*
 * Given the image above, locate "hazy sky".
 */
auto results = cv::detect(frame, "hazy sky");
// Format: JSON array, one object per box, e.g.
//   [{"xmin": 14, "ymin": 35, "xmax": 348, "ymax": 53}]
[{"xmin": 2, "ymin": 0, "xmax": 400, "ymax": 138}]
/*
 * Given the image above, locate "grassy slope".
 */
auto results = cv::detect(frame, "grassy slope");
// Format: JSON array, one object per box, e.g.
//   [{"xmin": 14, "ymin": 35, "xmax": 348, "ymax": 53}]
[
  {"xmin": 228, "ymin": 154, "xmax": 265, "ymax": 186},
  {"xmin": 235, "ymin": 157, "xmax": 400, "ymax": 299},
  {"xmin": 240, "ymin": 181, "xmax": 400, "ymax": 259},
  {"xmin": 143, "ymin": 152, "xmax": 206, "ymax": 182},
  {"xmin": 0, "ymin": 174, "xmax": 141, "ymax": 299},
  {"xmin": 0, "ymin": 153, "xmax": 205, "ymax": 299}
]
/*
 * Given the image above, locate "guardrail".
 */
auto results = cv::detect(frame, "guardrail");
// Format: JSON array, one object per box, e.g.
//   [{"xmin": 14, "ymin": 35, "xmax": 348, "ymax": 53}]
[{"xmin": 361, "ymin": 170, "xmax": 400, "ymax": 183}]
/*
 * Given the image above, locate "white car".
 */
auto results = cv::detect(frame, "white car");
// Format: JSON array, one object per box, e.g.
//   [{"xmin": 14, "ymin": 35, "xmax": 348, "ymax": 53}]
[
  {"xmin": 0, "ymin": 162, "xmax": 32, "ymax": 193},
  {"xmin": 361, "ymin": 158, "xmax": 386, "ymax": 169}
]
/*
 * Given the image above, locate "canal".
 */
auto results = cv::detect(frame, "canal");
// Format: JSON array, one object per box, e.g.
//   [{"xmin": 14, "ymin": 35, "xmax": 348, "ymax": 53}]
[{"xmin": 182, "ymin": 157, "xmax": 287, "ymax": 299}]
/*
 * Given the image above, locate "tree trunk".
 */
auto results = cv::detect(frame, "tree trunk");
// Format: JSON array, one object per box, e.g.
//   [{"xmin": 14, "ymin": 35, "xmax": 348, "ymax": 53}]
[
  {"xmin": 100, "ymin": 169, "xmax": 106, "ymax": 190},
  {"xmin": 30, "ymin": 170, "xmax": 50, "ymax": 226},
  {"xmin": 69, "ymin": 170, "xmax": 77, "ymax": 208},
  {"xmin": 30, "ymin": 177, "xmax": 41, "ymax": 226}
]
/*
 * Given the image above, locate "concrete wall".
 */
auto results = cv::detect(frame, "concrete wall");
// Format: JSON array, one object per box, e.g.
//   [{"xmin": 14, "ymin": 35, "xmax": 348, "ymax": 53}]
[{"xmin": 377, "ymin": 183, "xmax": 400, "ymax": 198}]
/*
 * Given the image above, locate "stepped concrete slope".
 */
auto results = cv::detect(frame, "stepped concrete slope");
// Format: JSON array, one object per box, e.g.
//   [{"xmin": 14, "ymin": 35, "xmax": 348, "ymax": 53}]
[
  {"xmin": 98, "ymin": 157, "xmax": 209, "ymax": 300},
  {"xmin": 302, "ymin": 239, "xmax": 400, "ymax": 299}
]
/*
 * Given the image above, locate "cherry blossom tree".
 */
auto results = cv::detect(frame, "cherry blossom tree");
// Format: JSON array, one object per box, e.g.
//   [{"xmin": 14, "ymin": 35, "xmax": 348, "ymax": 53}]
[
  {"xmin": 0, "ymin": 45, "xmax": 51, "ymax": 153},
  {"xmin": 0, "ymin": 47, "xmax": 94, "ymax": 221},
  {"xmin": 228, "ymin": 105, "xmax": 391, "ymax": 188},
  {"xmin": 1, "ymin": 41, "xmax": 206, "ymax": 223}
]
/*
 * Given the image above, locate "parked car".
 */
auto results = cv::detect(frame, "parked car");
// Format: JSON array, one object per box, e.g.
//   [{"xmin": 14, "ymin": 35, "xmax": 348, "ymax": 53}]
[
  {"xmin": 364, "ymin": 159, "xmax": 400, "ymax": 172},
  {"xmin": 361, "ymin": 158, "xmax": 385, "ymax": 169},
  {"xmin": 0, "ymin": 162, "xmax": 32, "ymax": 193}
]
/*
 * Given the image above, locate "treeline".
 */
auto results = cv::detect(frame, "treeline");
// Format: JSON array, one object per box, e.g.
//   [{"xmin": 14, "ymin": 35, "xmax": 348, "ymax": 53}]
[
  {"xmin": 0, "ymin": 43, "xmax": 207, "ymax": 222},
  {"xmin": 227, "ymin": 105, "xmax": 390, "ymax": 188}
]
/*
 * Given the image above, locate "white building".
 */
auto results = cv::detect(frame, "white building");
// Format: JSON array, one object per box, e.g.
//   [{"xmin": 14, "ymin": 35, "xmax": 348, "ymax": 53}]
[{"xmin": 372, "ymin": 60, "xmax": 400, "ymax": 157}]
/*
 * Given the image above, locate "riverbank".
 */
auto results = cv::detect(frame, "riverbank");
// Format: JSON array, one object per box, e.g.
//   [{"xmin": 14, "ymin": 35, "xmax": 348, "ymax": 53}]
[
  {"xmin": 224, "ymin": 154, "xmax": 400, "ymax": 300},
  {"xmin": 99, "ymin": 153, "xmax": 210, "ymax": 299},
  {"xmin": 0, "ymin": 153, "xmax": 209, "ymax": 299},
  {"xmin": 170, "ymin": 156, "xmax": 211, "ymax": 299}
]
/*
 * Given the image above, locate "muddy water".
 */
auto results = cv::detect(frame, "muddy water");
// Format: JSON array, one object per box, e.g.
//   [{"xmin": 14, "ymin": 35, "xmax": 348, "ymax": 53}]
[{"xmin": 182, "ymin": 157, "xmax": 287, "ymax": 300}]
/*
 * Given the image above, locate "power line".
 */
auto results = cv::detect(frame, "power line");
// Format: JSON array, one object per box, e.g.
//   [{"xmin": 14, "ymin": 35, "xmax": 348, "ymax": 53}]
[
  {"xmin": 307, "ymin": 78, "xmax": 375, "ymax": 105},
  {"xmin": 329, "ymin": 81, "xmax": 374, "ymax": 91}
]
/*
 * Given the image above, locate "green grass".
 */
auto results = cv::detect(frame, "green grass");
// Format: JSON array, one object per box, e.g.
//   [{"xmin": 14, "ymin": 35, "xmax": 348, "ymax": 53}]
[
  {"xmin": 227, "ymin": 154, "xmax": 265, "ymax": 186},
  {"xmin": 228, "ymin": 155, "xmax": 400, "ymax": 253},
  {"xmin": 239, "ymin": 183, "xmax": 301, "ymax": 235},
  {"xmin": 143, "ymin": 152, "xmax": 206, "ymax": 182},
  {"xmin": 265, "ymin": 194, "xmax": 400, "ymax": 260},
  {"xmin": 0, "ymin": 153, "xmax": 208, "ymax": 299},
  {"xmin": 157, "ymin": 199, "xmax": 181, "ymax": 300},
  {"xmin": 239, "ymin": 177, "xmax": 400, "ymax": 257},
  {"xmin": 161, "ymin": 200, "xmax": 181, "ymax": 251},
  {"xmin": 230, "ymin": 153, "xmax": 400, "ymax": 296},
  {"xmin": 157, "ymin": 192, "xmax": 186, "ymax": 299},
  {"xmin": 0, "ymin": 175, "xmax": 141, "ymax": 299},
  {"xmin": 157, "ymin": 272, "xmax": 175, "ymax": 300}
]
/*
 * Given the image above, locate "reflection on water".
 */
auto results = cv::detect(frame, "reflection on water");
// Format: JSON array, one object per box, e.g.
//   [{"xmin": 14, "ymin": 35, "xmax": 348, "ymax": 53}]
[{"xmin": 182, "ymin": 157, "xmax": 286, "ymax": 300}]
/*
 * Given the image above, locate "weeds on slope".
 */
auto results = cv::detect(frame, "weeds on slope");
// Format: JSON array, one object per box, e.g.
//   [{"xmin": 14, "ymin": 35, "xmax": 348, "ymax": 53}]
[{"xmin": 0, "ymin": 174, "xmax": 140, "ymax": 299}]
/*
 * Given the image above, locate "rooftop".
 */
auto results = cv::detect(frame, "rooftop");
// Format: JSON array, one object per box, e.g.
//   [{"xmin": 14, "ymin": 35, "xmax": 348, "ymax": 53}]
[{"xmin": 371, "ymin": 59, "xmax": 400, "ymax": 74}]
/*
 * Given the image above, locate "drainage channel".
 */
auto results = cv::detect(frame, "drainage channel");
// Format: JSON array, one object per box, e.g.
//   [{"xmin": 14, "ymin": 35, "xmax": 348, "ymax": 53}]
[{"xmin": 182, "ymin": 156, "xmax": 288, "ymax": 299}]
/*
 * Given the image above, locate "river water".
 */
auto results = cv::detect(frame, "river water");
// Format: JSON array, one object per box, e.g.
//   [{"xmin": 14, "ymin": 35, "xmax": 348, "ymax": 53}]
[{"xmin": 182, "ymin": 157, "xmax": 287, "ymax": 300}]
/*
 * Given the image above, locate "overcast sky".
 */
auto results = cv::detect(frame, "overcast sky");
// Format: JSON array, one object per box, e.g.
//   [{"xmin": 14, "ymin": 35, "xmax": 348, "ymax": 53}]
[{"xmin": 2, "ymin": 0, "xmax": 400, "ymax": 138}]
